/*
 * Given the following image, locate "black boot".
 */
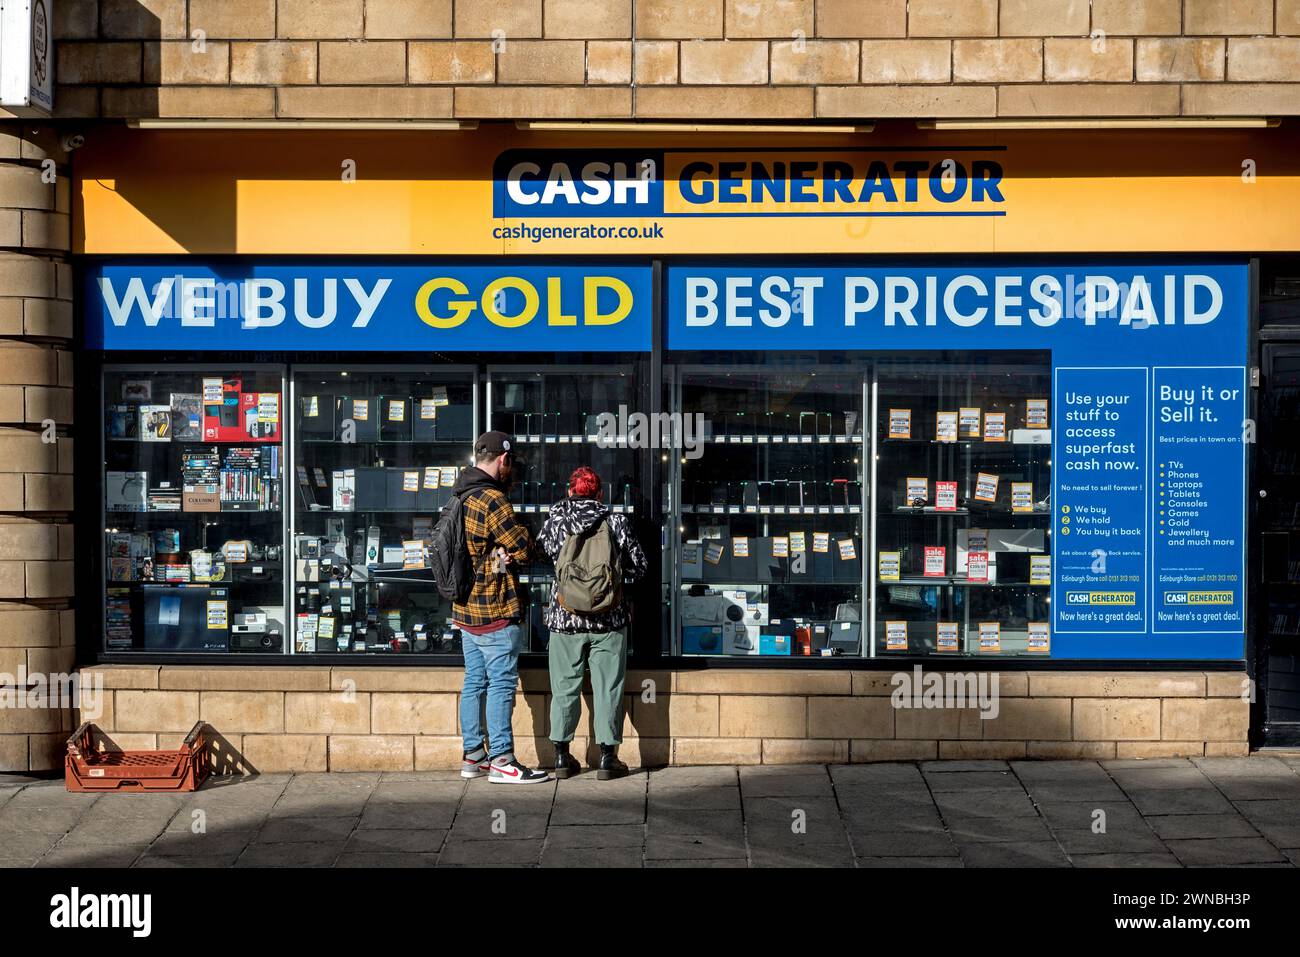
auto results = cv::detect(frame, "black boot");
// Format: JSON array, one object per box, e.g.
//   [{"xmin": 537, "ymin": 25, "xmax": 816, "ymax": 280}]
[
  {"xmin": 552, "ymin": 741, "xmax": 581, "ymax": 779},
  {"xmin": 597, "ymin": 744, "xmax": 628, "ymax": 780}
]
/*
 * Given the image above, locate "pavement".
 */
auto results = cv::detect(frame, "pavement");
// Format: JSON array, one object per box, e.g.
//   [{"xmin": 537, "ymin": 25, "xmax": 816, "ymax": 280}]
[{"xmin": 2, "ymin": 756, "xmax": 1300, "ymax": 868}]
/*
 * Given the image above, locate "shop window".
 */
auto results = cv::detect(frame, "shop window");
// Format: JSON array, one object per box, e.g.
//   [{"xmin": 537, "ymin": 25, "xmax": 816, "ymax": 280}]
[
  {"xmin": 874, "ymin": 356, "xmax": 1052, "ymax": 656},
  {"xmin": 291, "ymin": 367, "xmax": 476, "ymax": 654},
  {"xmin": 671, "ymin": 365, "xmax": 867, "ymax": 657},
  {"xmin": 487, "ymin": 366, "xmax": 640, "ymax": 652},
  {"xmin": 102, "ymin": 367, "xmax": 286, "ymax": 653}
]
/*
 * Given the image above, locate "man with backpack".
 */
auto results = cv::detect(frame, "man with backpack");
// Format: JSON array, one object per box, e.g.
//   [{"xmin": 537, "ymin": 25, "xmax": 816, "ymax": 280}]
[
  {"xmin": 434, "ymin": 430, "xmax": 550, "ymax": 785},
  {"xmin": 538, "ymin": 466, "xmax": 648, "ymax": 779}
]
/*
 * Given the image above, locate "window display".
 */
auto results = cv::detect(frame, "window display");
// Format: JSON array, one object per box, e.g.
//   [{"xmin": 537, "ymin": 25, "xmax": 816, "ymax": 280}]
[
  {"xmin": 291, "ymin": 368, "xmax": 476, "ymax": 654},
  {"xmin": 102, "ymin": 368, "xmax": 285, "ymax": 653},
  {"xmin": 488, "ymin": 367, "xmax": 639, "ymax": 652},
  {"xmin": 873, "ymin": 355, "xmax": 1052, "ymax": 656},
  {"xmin": 671, "ymin": 367, "xmax": 867, "ymax": 656}
]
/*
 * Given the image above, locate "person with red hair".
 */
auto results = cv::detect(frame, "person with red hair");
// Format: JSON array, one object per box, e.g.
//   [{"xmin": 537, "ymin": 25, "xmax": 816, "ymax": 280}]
[{"xmin": 537, "ymin": 465, "xmax": 648, "ymax": 779}]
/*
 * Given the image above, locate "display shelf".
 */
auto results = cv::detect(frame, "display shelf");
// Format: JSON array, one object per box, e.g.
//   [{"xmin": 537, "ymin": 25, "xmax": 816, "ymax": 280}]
[
  {"xmin": 681, "ymin": 505, "xmax": 861, "ymax": 515},
  {"xmin": 885, "ymin": 577, "xmax": 1050, "ymax": 588},
  {"xmin": 707, "ymin": 434, "xmax": 864, "ymax": 445}
]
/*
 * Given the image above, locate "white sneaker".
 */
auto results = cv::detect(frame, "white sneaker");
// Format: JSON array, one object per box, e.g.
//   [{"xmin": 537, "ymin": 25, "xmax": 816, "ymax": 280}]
[
  {"xmin": 461, "ymin": 748, "xmax": 491, "ymax": 779},
  {"xmin": 488, "ymin": 754, "xmax": 551, "ymax": 785}
]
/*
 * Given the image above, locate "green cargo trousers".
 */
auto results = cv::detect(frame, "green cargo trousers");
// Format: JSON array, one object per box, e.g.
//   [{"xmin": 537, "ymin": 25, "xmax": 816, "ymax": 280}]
[{"xmin": 548, "ymin": 628, "xmax": 628, "ymax": 746}]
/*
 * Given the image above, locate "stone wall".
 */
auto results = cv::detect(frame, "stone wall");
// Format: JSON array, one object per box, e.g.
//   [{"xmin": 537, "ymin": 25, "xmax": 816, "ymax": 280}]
[
  {"xmin": 0, "ymin": 130, "xmax": 76, "ymax": 773},
  {"xmin": 40, "ymin": 0, "xmax": 1300, "ymax": 120},
  {"xmin": 78, "ymin": 665, "xmax": 1250, "ymax": 772}
]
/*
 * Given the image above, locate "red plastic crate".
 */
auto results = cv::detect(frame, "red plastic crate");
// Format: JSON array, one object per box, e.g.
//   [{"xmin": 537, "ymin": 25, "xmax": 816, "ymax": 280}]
[{"xmin": 65, "ymin": 721, "xmax": 211, "ymax": 793}]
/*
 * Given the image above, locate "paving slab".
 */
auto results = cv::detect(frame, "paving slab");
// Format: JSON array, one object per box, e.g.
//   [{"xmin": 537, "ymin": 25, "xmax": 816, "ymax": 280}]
[
  {"xmin": 544, "ymin": 824, "xmax": 645, "ymax": 850},
  {"xmin": 133, "ymin": 854, "xmax": 241, "ymax": 867},
  {"xmin": 647, "ymin": 786, "xmax": 741, "ymax": 810},
  {"xmin": 148, "ymin": 829, "xmax": 258, "ymax": 857},
  {"xmin": 1019, "ymin": 781, "xmax": 1130, "ymax": 803},
  {"xmin": 958, "ymin": 842, "xmax": 1070, "ymax": 867},
  {"xmin": 0, "ymin": 805, "xmax": 87, "ymax": 835},
  {"xmin": 849, "ymin": 830, "xmax": 959, "ymax": 857},
  {"xmin": 59, "ymin": 816, "xmax": 171, "ymax": 846},
  {"xmin": 943, "ymin": 814, "xmax": 1054, "ymax": 845},
  {"xmin": 644, "ymin": 832, "xmax": 747, "ymax": 860},
  {"xmin": 1032, "ymin": 801, "xmax": 1145, "ymax": 832},
  {"xmin": 743, "ymin": 794, "xmax": 841, "ymax": 823},
  {"xmin": 934, "ymin": 790, "xmax": 1039, "ymax": 818},
  {"xmin": 857, "ymin": 856, "xmax": 964, "ymax": 867},
  {"xmin": 1145, "ymin": 813, "xmax": 1260, "ymax": 840},
  {"xmin": 831, "ymin": 763, "xmax": 926, "ymax": 786},
  {"xmin": 334, "ymin": 852, "xmax": 441, "ymax": 867},
  {"xmin": 644, "ymin": 858, "xmax": 746, "ymax": 867},
  {"xmin": 36, "ymin": 844, "xmax": 148, "ymax": 868},
  {"xmin": 448, "ymin": 810, "xmax": 550, "ymax": 841},
  {"xmin": 437, "ymin": 839, "xmax": 544, "ymax": 865},
  {"xmin": 165, "ymin": 804, "xmax": 268, "ymax": 834},
  {"xmin": 358, "ymin": 801, "xmax": 457, "ymax": 830},
  {"xmin": 343, "ymin": 828, "xmax": 447, "ymax": 854},
  {"xmin": 235, "ymin": 842, "xmax": 345, "ymax": 867},
  {"xmin": 922, "ymin": 761, "xmax": 1011, "ymax": 773},
  {"xmin": 1165, "ymin": 837, "xmax": 1288, "ymax": 866},
  {"xmin": 647, "ymin": 767, "xmax": 738, "ymax": 788},
  {"xmin": 1108, "ymin": 767, "xmax": 1216, "ymax": 791},
  {"xmin": 541, "ymin": 846, "xmax": 644, "ymax": 867},
  {"xmin": 254, "ymin": 816, "xmax": 357, "ymax": 844},
  {"xmin": 1051, "ymin": 826, "xmax": 1167, "ymax": 856},
  {"xmin": 1011, "ymin": 761, "xmax": 1116, "ymax": 783},
  {"xmin": 646, "ymin": 808, "xmax": 743, "ymax": 837},
  {"xmin": 1101, "ymin": 758, "xmax": 1194, "ymax": 770},
  {"xmin": 749, "ymin": 843, "xmax": 856, "ymax": 868},
  {"xmin": 1072, "ymin": 852, "xmax": 1182, "ymax": 867},
  {"xmin": 923, "ymin": 771, "xmax": 1024, "ymax": 792},
  {"xmin": 1123, "ymin": 787, "xmax": 1236, "ymax": 816},
  {"xmin": 549, "ymin": 797, "xmax": 645, "ymax": 826},
  {"xmin": 0, "ymin": 828, "xmax": 62, "ymax": 859},
  {"xmin": 737, "ymin": 767, "xmax": 835, "ymax": 797}
]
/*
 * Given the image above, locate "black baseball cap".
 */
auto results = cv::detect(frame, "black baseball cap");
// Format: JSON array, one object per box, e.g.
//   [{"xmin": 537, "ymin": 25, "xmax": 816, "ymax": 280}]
[{"xmin": 474, "ymin": 430, "xmax": 515, "ymax": 456}]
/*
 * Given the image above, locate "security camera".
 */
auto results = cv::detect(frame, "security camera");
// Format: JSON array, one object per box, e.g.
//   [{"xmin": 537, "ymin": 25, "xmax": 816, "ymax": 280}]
[{"xmin": 60, "ymin": 133, "xmax": 85, "ymax": 152}]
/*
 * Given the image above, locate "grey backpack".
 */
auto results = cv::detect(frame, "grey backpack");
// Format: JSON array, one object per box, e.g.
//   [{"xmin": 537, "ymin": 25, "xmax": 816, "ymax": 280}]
[{"xmin": 554, "ymin": 519, "xmax": 623, "ymax": 614}]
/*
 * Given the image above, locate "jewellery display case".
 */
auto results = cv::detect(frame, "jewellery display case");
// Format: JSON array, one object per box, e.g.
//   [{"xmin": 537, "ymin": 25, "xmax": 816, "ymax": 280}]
[
  {"xmin": 488, "ymin": 366, "xmax": 640, "ymax": 652},
  {"xmin": 101, "ymin": 366, "xmax": 286, "ymax": 653},
  {"xmin": 872, "ymin": 356, "xmax": 1053, "ymax": 656},
  {"xmin": 669, "ymin": 365, "xmax": 868, "ymax": 657},
  {"xmin": 290, "ymin": 367, "xmax": 477, "ymax": 654}
]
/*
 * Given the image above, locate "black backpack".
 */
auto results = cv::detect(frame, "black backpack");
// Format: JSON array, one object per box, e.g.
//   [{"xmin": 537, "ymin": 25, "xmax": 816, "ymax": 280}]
[{"xmin": 430, "ymin": 489, "xmax": 475, "ymax": 602}]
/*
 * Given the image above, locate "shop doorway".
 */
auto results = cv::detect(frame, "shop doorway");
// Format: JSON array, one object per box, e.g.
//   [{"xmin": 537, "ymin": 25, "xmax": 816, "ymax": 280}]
[{"xmin": 1258, "ymin": 343, "xmax": 1300, "ymax": 746}]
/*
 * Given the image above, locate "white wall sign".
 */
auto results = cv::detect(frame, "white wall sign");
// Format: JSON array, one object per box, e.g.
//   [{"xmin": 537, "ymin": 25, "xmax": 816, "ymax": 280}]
[{"xmin": 0, "ymin": 0, "xmax": 53, "ymax": 114}]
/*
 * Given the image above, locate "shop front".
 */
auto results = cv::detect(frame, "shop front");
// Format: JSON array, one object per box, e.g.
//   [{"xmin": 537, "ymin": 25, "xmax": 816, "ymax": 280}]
[{"xmin": 68, "ymin": 123, "xmax": 1300, "ymax": 769}]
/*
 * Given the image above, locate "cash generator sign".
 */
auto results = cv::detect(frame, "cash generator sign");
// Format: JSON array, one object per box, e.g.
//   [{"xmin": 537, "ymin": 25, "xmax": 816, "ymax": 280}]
[
  {"xmin": 492, "ymin": 148, "xmax": 1007, "ymax": 222},
  {"xmin": 86, "ymin": 262, "xmax": 652, "ymax": 351}
]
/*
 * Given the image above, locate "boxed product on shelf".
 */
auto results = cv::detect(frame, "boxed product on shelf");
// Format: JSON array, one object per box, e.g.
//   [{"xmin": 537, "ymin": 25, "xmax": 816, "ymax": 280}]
[
  {"xmin": 139, "ymin": 404, "xmax": 172, "ymax": 441},
  {"xmin": 106, "ymin": 471, "xmax": 148, "ymax": 512},
  {"xmin": 169, "ymin": 393, "xmax": 203, "ymax": 440},
  {"xmin": 107, "ymin": 404, "xmax": 138, "ymax": 439}
]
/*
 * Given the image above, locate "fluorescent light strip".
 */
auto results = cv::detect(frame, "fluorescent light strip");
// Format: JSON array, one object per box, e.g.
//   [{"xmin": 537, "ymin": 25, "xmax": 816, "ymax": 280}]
[
  {"xmin": 919, "ymin": 117, "xmax": 1278, "ymax": 130},
  {"xmin": 517, "ymin": 121, "xmax": 874, "ymax": 134},
  {"xmin": 126, "ymin": 119, "xmax": 479, "ymax": 131}
]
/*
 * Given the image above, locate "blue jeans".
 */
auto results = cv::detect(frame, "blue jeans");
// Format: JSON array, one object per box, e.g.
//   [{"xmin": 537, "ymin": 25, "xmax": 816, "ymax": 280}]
[{"xmin": 460, "ymin": 623, "xmax": 524, "ymax": 759}]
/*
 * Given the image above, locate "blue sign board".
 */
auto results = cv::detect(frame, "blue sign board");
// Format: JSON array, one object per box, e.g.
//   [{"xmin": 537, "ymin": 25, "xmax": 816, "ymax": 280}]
[
  {"xmin": 85, "ymin": 261, "xmax": 653, "ymax": 352},
  {"xmin": 667, "ymin": 261, "xmax": 1249, "ymax": 660}
]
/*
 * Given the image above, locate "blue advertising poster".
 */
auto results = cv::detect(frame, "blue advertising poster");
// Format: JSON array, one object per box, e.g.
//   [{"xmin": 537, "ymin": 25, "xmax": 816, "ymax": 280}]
[
  {"xmin": 666, "ymin": 261, "xmax": 1249, "ymax": 660},
  {"xmin": 85, "ymin": 261, "xmax": 653, "ymax": 352}
]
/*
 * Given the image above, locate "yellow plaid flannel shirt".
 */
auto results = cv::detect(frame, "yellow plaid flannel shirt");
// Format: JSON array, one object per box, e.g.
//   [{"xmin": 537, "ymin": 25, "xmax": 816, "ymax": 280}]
[{"xmin": 452, "ymin": 485, "xmax": 533, "ymax": 627}]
